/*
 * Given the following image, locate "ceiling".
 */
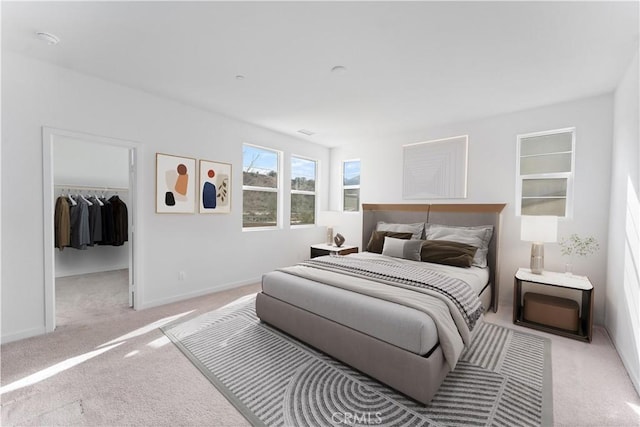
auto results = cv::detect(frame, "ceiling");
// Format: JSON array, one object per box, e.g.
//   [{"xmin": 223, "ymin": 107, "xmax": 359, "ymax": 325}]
[{"xmin": 3, "ymin": 1, "xmax": 638, "ymax": 147}]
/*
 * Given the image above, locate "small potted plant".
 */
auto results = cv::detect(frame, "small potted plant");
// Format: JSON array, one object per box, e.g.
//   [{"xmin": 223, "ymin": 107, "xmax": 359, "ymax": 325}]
[{"xmin": 559, "ymin": 234, "xmax": 600, "ymax": 274}]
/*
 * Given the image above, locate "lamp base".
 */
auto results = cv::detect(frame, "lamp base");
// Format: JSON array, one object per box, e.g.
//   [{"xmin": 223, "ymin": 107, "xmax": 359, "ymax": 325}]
[
  {"xmin": 326, "ymin": 227, "xmax": 334, "ymax": 246},
  {"xmin": 530, "ymin": 242, "xmax": 544, "ymax": 274}
]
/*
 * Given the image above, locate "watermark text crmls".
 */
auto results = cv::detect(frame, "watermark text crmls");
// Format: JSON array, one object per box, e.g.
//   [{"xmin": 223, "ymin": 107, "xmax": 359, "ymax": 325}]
[{"xmin": 331, "ymin": 411, "xmax": 383, "ymax": 425}]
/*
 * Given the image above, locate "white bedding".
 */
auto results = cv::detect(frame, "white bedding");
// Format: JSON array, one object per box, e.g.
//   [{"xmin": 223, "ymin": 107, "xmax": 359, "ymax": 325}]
[{"xmin": 261, "ymin": 252, "xmax": 489, "ymax": 359}]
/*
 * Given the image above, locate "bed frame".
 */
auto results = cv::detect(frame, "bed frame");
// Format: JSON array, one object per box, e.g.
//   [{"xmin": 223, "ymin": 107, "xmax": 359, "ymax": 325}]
[{"xmin": 256, "ymin": 203, "xmax": 505, "ymax": 404}]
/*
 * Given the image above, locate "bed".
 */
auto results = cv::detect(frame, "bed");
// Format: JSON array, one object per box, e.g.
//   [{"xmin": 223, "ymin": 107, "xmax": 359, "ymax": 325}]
[{"xmin": 255, "ymin": 203, "xmax": 505, "ymax": 404}]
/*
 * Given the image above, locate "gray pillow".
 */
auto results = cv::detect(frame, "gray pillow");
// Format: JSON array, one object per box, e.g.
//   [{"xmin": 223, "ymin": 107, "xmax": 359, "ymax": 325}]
[
  {"xmin": 366, "ymin": 231, "xmax": 413, "ymax": 254},
  {"xmin": 382, "ymin": 237, "xmax": 423, "ymax": 261},
  {"xmin": 424, "ymin": 224, "xmax": 493, "ymax": 267},
  {"xmin": 376, "ymin": 221, "xmax": 425, "ymax": 240}
]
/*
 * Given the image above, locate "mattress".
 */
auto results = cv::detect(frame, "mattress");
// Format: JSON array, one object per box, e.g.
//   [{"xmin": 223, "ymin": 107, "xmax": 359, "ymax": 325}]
[{"xmin": 261, "ymin": 252, "xmax": 489, "ymax": 356}]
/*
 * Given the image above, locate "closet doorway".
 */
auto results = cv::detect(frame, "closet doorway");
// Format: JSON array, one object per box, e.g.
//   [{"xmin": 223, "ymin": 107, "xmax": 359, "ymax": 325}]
[{"xmin": 43, "ymin": 128, "xmax": 141, "ymax": 332}]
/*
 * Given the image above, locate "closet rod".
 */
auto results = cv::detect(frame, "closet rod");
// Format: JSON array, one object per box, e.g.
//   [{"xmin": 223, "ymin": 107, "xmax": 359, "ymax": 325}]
[{"xmin": 54, "ymin": 184, "xmax": 129, "ymax": 192}]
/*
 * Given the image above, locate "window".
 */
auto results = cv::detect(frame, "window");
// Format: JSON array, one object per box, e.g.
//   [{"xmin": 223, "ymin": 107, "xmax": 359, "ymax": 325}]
[
  {"xmin": 290, "ymin": 156, "xmax": 317, "ymax": 226},
  {"xmin": 342, "ymin": 159, "xmax": 361, "ymax": 212},
  {"xmin": 516, "ymin": 128, "xmax": 574, "ymax": 217},
  {"xmin": 242, "ymin": 144, "xmax": 281, "ymax": 228}
]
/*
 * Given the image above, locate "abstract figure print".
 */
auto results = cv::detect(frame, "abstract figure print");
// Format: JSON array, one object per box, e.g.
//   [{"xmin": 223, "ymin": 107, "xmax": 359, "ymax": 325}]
[
  {"xmin": 199, "ymin": 160, "xmax": 231, "ymax": 214},
  {"xmin": 156, "ymin": 153, "xmax": 196, "ymax": 213}
]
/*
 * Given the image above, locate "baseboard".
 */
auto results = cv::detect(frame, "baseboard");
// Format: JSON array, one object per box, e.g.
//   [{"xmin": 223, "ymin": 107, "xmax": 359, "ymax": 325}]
[
  {"xmin": 604, "ymin": 326, "xmax": 640, "ymax": 397},
  {"xmin": 137, "ymin": 277, "xmax": 261, "ymax": 310},
  {"xmin": 616, "ymin": 345, "xmax": 640, "ymax": 397},
  {"xmin": 1, "ymin": 325, "xmax": 47, "ymax": 344}
]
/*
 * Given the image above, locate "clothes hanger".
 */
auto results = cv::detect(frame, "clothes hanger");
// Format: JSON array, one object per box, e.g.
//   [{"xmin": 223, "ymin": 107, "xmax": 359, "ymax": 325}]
[
  {"xmin": 79, "ymin": 193, "xmax": 93, "ymax": 206},
  {"xmin": 91, "ymin": 194, "xmax": 101, "ymax": 206},
  {"xmin": 67, "ymin": 192, "xmax": 77, "ymax": 206},
  {"xmin": 93, "ymin": 192, "xmax": 104, "ymax": 206}
]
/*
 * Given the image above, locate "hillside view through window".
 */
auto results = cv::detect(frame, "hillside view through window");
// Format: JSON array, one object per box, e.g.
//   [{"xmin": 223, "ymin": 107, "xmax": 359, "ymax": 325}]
[
  {"xmin": 291, "ymin": 157, "xmax": 316, "ymax": 225},
  {"xmin": 243, "ymin": 145, "xmax": 279, "ymax": 228},
  {"xmin": 343, "ymin": 160, "xmax": 361, "ymax": 212}
]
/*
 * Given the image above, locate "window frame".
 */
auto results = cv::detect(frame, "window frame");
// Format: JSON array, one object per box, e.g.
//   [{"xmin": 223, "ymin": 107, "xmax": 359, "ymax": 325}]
[
  {"xmin": 515, "ymin": 127, "xmax": 575, "ymax": 218},
  {"xmin": 290, "ymin": 155, "xmax": 318, "ymax": 227},
  {"xmin": 342, "ymin": 159, "xmax": 361, "ymax": 212},
  {"xmin": 242, "ymin": 143, "xmax": 282, "ymax": 230}
]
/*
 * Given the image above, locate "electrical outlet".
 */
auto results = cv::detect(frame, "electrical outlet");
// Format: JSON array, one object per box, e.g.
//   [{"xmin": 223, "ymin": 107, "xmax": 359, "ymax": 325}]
[{"xmin": 179, "ymin": 271, "xmax": 186, "ymax": 281}]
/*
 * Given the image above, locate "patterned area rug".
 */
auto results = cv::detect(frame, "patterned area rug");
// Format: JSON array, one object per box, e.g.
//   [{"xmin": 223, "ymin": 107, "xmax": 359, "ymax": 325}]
[{"xmin": 162, "ymin": 294, "xmax": 552, "ymax": 426}]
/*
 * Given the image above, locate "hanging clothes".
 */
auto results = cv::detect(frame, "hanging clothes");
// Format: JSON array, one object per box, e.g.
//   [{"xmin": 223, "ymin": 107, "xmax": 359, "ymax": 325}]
[
  {"xmin": 69, "ymin": 195, "xmax": 91, "ymax": 250},
  {"xmin": 109, "ymin": 195, "xmax": 128, "ymax": 246},
  {"xmin": 54, "ymin": 196, "xmax": 71, "ymax": 250},
  {"xmin": 87, "ymin": 196, "xmax": 103, "ymax": 245},
  {"xmin": 100, "ymin": 197, "xmax": 116, "ymax": 245},
  {"xmin": 54, "ymin": 189, "xmax": 128, "ymax": 250}
]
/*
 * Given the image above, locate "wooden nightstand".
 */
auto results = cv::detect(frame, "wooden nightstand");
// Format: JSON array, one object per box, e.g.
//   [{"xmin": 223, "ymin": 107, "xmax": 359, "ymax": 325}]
[
  {"xmin": 310, "ymin": 243, "xmax": 358, "ymax": 259},
  {"xmin": 513, "ymin": 268, "xmax": 593, "ymax": 342}
]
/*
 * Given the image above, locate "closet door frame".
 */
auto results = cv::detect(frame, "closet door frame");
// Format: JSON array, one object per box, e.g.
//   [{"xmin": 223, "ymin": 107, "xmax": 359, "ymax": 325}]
[{"xmin": 42, "ymin": 127, "xmax": 143, "ymax": 333}]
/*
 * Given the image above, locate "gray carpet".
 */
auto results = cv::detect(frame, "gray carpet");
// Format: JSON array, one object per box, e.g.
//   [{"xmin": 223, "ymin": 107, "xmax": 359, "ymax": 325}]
[{"xmin": 163, "ymin": 294, "xmax": 552, "ymax": 427}]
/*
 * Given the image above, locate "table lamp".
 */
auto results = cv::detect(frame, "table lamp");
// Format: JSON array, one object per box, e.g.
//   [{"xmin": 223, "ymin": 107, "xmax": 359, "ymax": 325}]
[{"xmin": 521, "ymin": 215, "xmax": 558, "ymax": 274}]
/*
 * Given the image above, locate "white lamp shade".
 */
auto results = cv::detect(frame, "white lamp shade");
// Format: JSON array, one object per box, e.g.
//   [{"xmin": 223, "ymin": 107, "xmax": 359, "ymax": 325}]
[{"xmin": 521, "ymin": 215, "xmax": 558, "ymax": 243}]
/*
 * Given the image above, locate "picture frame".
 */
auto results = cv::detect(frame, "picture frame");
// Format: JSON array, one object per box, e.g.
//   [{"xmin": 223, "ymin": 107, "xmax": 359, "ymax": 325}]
[
  {"xmin": 156, "ymin": 153, "xmax": 197, "ymax": 213},
  {"xmin": 199, "ymin": 159, "xmax": 232, "ymax": 214},
  {"xmin": 402, "ymin": 135, "xmax": 468, "ymax": 199}
]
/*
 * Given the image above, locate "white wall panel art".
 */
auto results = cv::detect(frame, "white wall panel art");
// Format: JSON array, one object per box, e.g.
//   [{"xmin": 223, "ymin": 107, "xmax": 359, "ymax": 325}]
[{"xmin": 402, "ymin": 135, "xmax": 468, "ymax": 199}]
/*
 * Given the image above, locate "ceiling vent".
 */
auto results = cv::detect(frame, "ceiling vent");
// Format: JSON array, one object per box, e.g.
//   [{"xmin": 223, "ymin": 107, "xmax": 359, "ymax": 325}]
[{"xmin": 297, "ymin": 129, "xmax": 315, "ymax": 136}]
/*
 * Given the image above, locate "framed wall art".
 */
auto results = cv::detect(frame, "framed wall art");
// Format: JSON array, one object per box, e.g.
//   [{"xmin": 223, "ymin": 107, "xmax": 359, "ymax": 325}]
[
  {"xmin": 402, "ymin": 135, "xmax": 468, "ymax": 199},
  {"xmin": 199, "ymin": 159, "xmax": 231, "ymax": 214},
  {"xmin": 156, "ymin": 153, "xmax": 196, "ymax": 213}
]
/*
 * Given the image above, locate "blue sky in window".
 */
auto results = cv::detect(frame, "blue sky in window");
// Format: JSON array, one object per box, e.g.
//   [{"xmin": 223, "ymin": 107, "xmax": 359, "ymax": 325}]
[
  {"xmin": 292, "ymin": 157, "xmax": 316, "ymax": 180},
  {"xmin": 243, "ymin": 145, "xmax": 278, "ymax": 174},
  {"xmin": 343, "ymin": 160, "xmax": 360, "ymax": 185}
]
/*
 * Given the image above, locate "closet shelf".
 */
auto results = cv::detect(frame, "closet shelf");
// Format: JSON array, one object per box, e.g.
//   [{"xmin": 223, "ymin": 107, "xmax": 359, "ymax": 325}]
[{"xmin": 54, "ymin": 184, "xmax": 129, "ymax": 192}]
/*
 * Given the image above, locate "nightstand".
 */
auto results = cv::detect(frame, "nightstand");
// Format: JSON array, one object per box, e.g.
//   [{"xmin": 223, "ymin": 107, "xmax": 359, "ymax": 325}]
[
  {"xmin": 310, "ymin": 243, "xmax": 358, "ymax": 259},
  {"xmin": 513, "ymin": 268, "xmax": 593, "ymax": 342}
]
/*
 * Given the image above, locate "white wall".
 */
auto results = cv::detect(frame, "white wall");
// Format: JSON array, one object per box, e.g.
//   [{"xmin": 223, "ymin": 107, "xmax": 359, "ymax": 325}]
[
  {"xmin": 54, "ymin": 137, "xmax": 130, "ymax": 277},
  {"xmin": 54, "ymin": 136, "xmax": 130, "ymax": 188},
  {"xmin": 330, "ymin": 94, "xmax": 613, "ymax": 324},
  {"xmin": 606, "ymin": 51, "xmax": 640, "ymax": 395},
  {"xmin": 1, "ymin": 52, "xmax": 328, "ymax": 342}
]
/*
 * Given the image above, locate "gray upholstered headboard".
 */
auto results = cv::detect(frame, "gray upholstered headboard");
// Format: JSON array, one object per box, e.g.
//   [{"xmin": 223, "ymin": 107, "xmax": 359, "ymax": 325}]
[{"xmin": 362, "ymin": 203, "xmax": 506, "ymax": 312}]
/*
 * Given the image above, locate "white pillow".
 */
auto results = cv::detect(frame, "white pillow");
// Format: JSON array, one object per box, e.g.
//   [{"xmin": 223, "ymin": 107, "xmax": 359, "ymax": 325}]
[
  {"xmin": 424, "ymin": 224, "xmax": 493, "ymax": 268},
  {"xmin": 376, "ymin": 221, "xmax": 425, "ymax": 240},
  {"xmin": 382, "ymin": 237, "xmax": 423, "ymax": 261}
]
